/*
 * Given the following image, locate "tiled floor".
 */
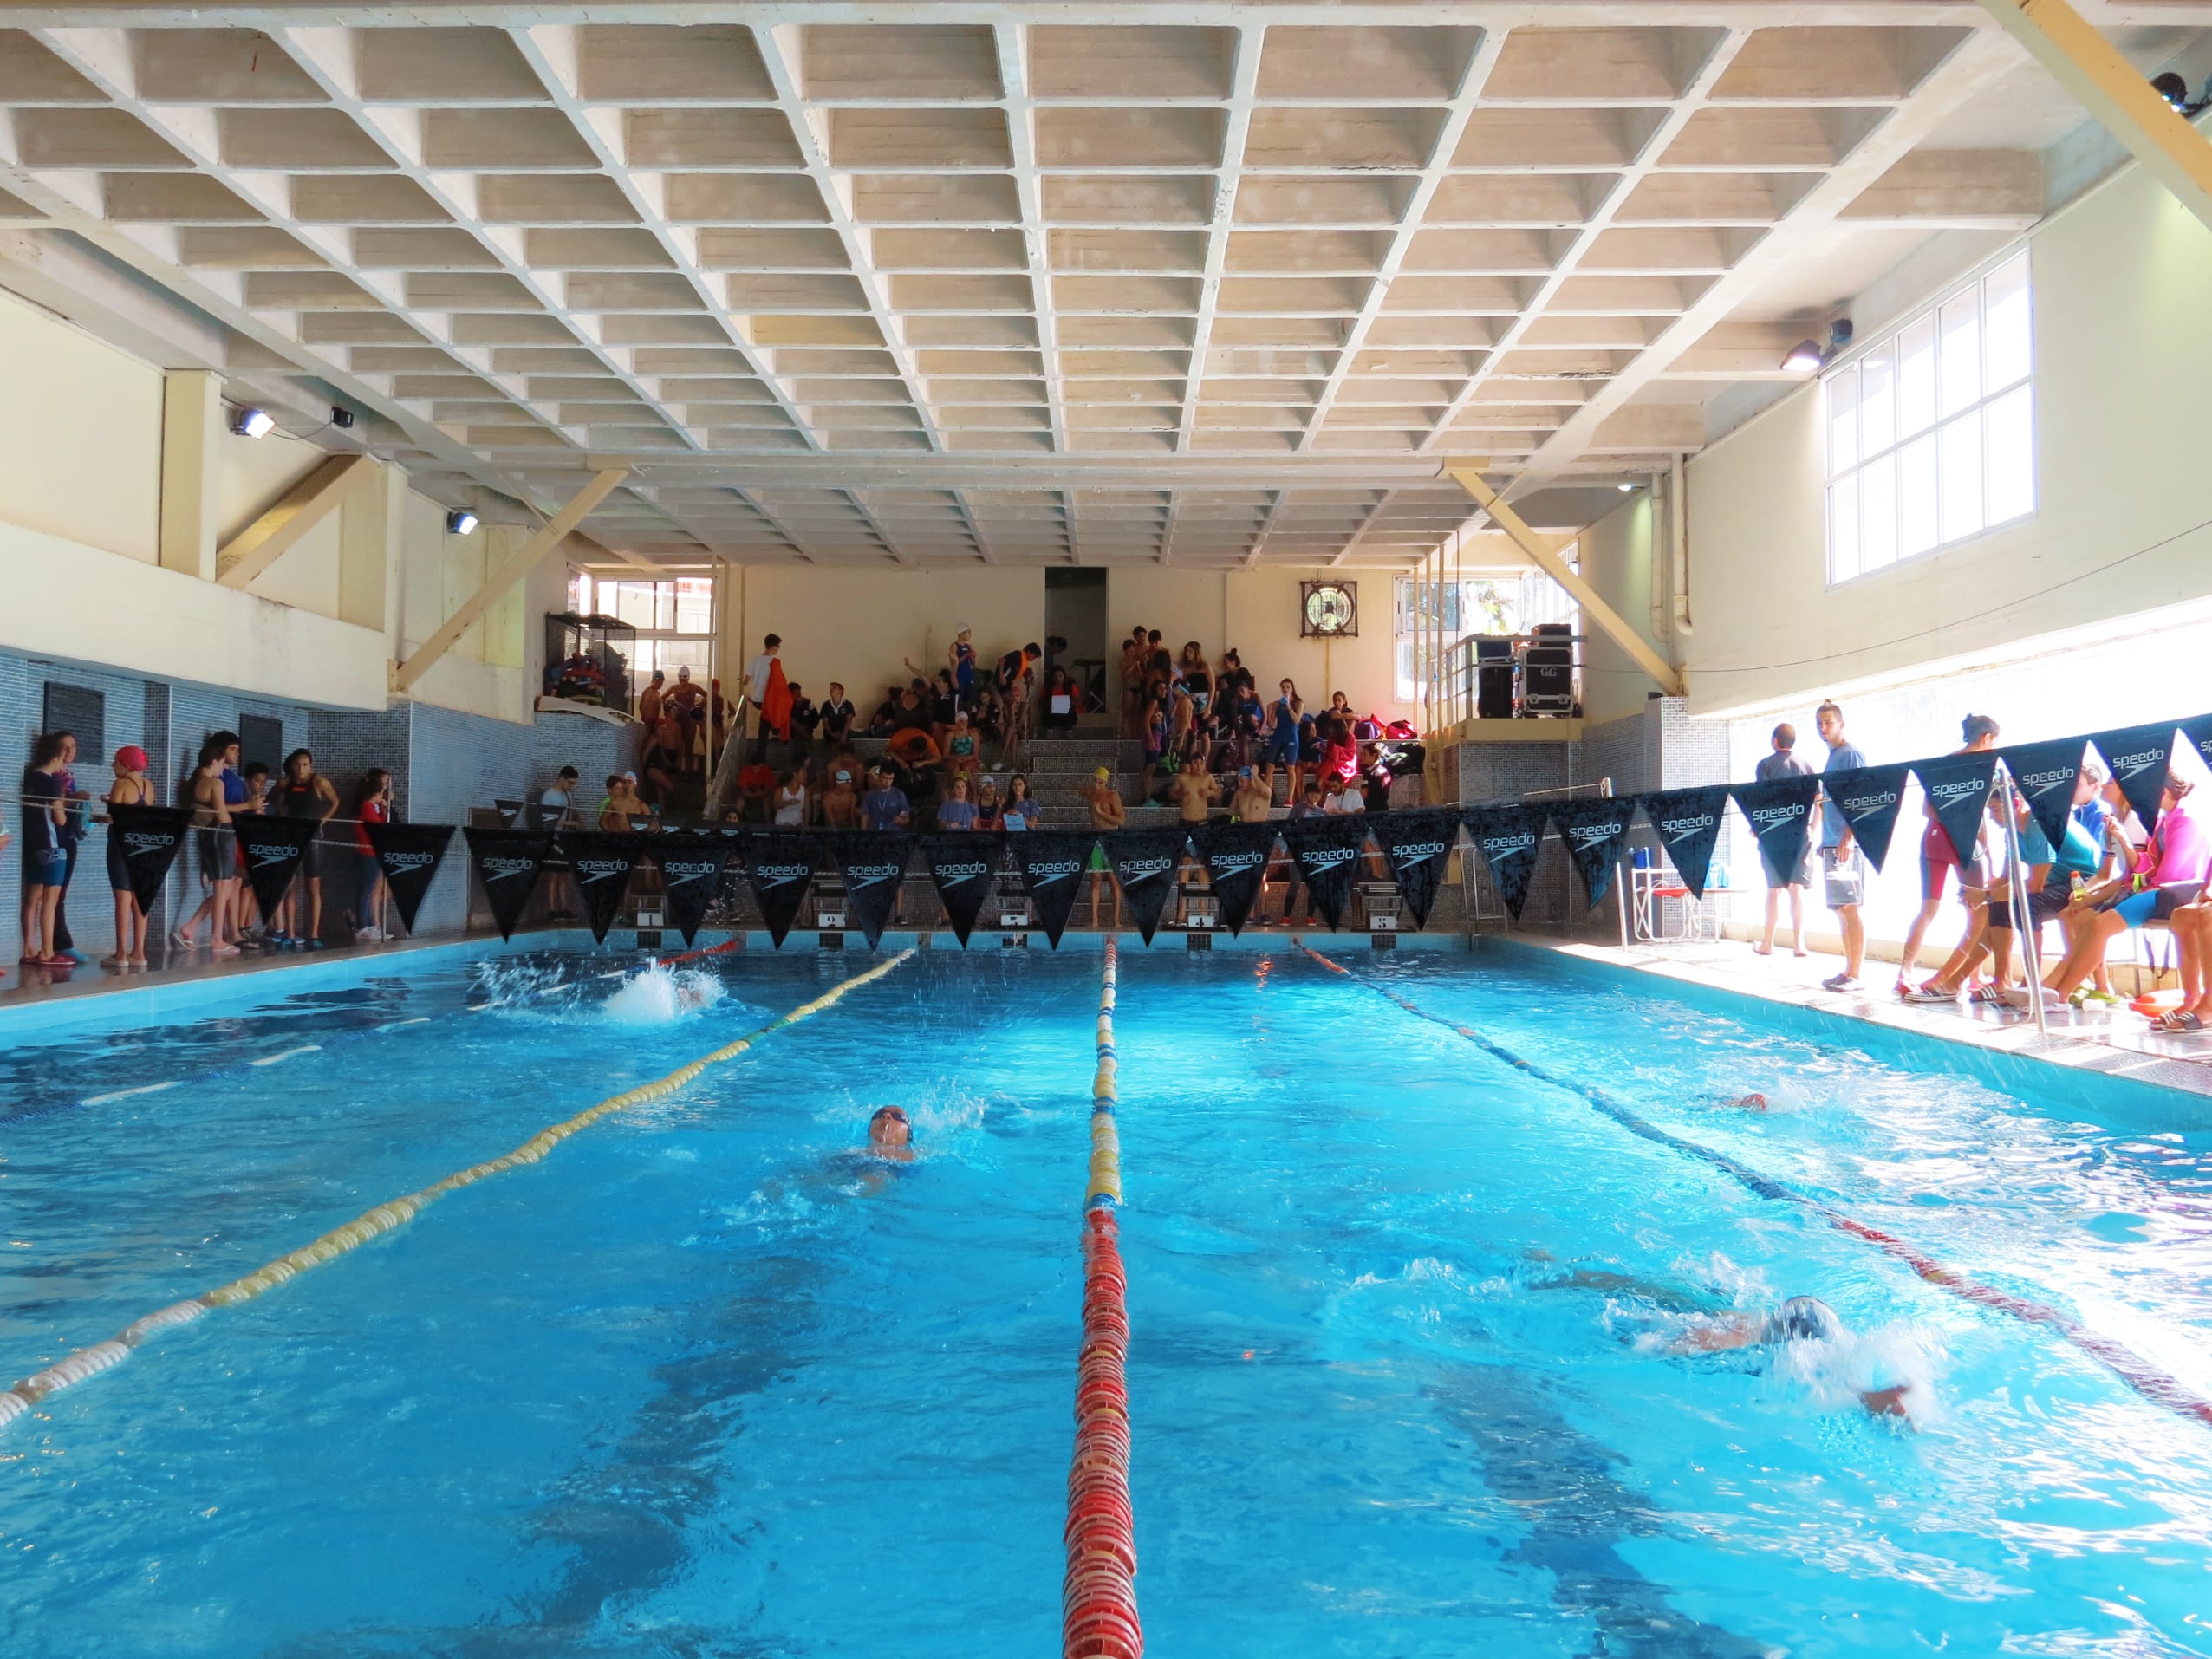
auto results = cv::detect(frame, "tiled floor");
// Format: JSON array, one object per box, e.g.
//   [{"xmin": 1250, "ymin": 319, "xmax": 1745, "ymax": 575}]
[{"xmin": 1537, "ymin": 935, "xmax": 2212, "ymax": 1102}]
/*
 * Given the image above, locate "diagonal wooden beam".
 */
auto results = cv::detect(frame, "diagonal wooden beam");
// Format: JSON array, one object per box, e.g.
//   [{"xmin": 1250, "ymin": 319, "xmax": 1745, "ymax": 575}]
[
  {"xmin": 215, "ymin": 453, "xmax": 377, "ymax": 590},
  {"xmin": 1443, "ymin": 459, "xmax": 1686, "ymax": 699},
  {"xmin": 394, "ymin": 467, "xmax": 628, "ymax": 694},
  {"xmin": 1975, "ymin": 0, "xmax": 2212, "ymax": 231}
]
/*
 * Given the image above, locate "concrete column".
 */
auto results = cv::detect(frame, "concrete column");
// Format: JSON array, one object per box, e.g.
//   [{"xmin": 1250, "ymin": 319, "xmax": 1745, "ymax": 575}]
[{"xmin": 158, "ymin": 369, "xmax": 220, "ymax": 579}]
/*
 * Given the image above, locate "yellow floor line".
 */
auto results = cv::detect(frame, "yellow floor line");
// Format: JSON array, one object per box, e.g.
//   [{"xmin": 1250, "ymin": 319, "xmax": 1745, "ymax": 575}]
[{"xmin": 1, "ymin": 948, "xmax": 916, "ymax": 1434}]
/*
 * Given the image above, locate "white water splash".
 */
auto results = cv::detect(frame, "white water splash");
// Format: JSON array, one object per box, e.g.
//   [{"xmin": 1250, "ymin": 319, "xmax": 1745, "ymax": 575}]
[{"xmin": 602, "ymin": 966, "xmax": 725, "ymax": 1026}]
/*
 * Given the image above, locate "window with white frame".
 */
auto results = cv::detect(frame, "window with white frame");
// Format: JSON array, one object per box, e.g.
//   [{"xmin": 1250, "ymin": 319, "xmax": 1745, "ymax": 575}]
[
  {"xmin": 1825, "ymin": 250, "xmax": 2034, "ymax": 584},
  {"xmin": 567, "ymin": 573, "xmax": 718, "ymax": 682},
  {"xmin": 1392, "ymin": 569, "xmax": 1578, "ymax": 700}
]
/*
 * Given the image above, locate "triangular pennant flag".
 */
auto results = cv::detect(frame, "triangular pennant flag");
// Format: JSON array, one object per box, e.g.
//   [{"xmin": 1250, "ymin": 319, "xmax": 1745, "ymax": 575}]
[
  {"xmin": 1907, "ymin": 751, "xmax": 1997, "ymax": 867},
  {"xmin": 364, "ymin": 821, "xmax": 454, "ymax": 936},
  {"xmin": 558, "ymin": 830, "xmax": 646, "ymax": 943},
  {"xmin": 1103, "ymin": 827, "xmax": 1190, "ymax": 945},
  {"xmin": 1011, "ymin": 831, "xmax": 1097, "ymax": 947},
  {"xmin": 1278, "ymin": 816, "xmax": 1373, "ymax": 932},
  {"xmin": 1636, "ymin": 786, "xmax": 1731, "ymax": 900},
  {"xmin": 1190, "ymin": 822, "xmax": 1279, "ymax": 936},
  {"xmin": 234, "ymin": 813, "xmax": 324, "ymax": 927},
  {"xmin": 2090, "ymin": 721, "xmax": 2180, "ymax": 834},
  {"xmin": 1368, "ymin": 808, "xmax": 1461, "ymax": 930},
  {"xmin": 1547, "ymin": 796, "xmax": 1637, "ymax": 908},
  {"xmin": 1464, "ymin": 803, "xmax": 1547, "ymax": 921},
  {"xmin": 648, "ymin": 831, "xmax": 736, "ymax": 946},
  {"xmin": 1994, "ymin": 738, "xmax": 2089, "ymax": 858},
  {"xmin": 463, "ymin": 826, "xmax": 555, "ymax": 940},
  {"xmin": 918, "ymin": 832, "xmax": 1002, "ymax": 946},
  {"xmin": 1820, "ymin": 763, "xmax": 1914, "ymax": 872},
  {"xmin": 1727, "ymin": 775, "xmax": 1824, "ymax": 890},
  {"xmin": 740, "ymin": 831, "xmax": 816, "ymax": 948},
  {"xmin": 2178, "ymin": 713, "xmax": 2212, "ymax": 781},
  {"xmin": 826, "ymin": 831, "xmax": 914, "ymax": 949},
  {"xmin": 105, "ymin": 803, "xmax": 191, "ymax": 918}
]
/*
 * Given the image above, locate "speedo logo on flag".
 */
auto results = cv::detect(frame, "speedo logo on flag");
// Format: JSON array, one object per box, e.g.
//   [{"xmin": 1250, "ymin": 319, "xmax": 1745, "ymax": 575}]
[
  {"xmin": 1656, "ymin": 815, "xmax": 1714, "ymax": 843},
  {"xmin": 1928, "ymin": 779, "xmax": 1988, "ymax": 805},
  {"xmin": 847, "ymin": 863, "xmax": 903, "ymax": 890},
  {"xmin": 1838, "ymin": 789, "xmax": 1896, "ymax": 815},
  {"xmin": 482, "ymin": 856, "xmax": 537, "ymax": 882},
  {"xmin": 1482, "ymin": 832, "xmax": 1536, "ymax": 856},
  {"xmin": 1750, "ymin": 803, "xmax": 1806, "ymax": 829},
  {"xmin": 1298, "ymin": 848, "xmax": 1356, "ymax": 873},
  {"xmin": 1116, "ymin": 856, "xmax": 1174, "ymax": 882},
  {"xmin": 1209, "ymin": 850, "xmax": 1265, "ymax": 874},
  {"xmin": 2107, "ymin": 746, "xmax": 2161, "ymax": 780},
  {"xmin": 381, "ymin": 850, "xmax": 437, "ymax": 874},
  {"xmin": 2015, "ymin": 766, "xmax": 2074, "ymax": 797},
  {"xmin": 575, "ymin": 857, "xmax": 630, "ymax": 884},
  {"xmin": 1567, "ymin": 821, "xmax": 1623, "ymax": 849},
  {"xmin": 753, "ymin": 862, "xmax": 810, "ymax": 889},
  {"xmin": 1390, "ymin": 839, "xmax": 1445, "ymax": 867},
  {"xmin": 243, "ymin": 839, "xmax": 297, "ymax": 867},
  {"xmin": 123, "ymin": 830, "xmax": 176, "ymax": 856},
  {"xmin": 1027, "ymin": 858, "xmax": 1082, "ymax": 887},
  {"xmin": 660, "ymin": 859, "xmax": 720, "ymax": 886},
  {"xmin": 934, "ymin": 859, "xmax": 992, "ymax": 887}
]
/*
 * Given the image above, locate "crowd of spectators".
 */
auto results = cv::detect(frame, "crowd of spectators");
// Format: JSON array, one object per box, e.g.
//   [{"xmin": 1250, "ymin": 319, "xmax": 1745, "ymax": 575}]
[{"xmin": 1748, "ymin": 699, "xmax": 2212, "ymax": 1031}]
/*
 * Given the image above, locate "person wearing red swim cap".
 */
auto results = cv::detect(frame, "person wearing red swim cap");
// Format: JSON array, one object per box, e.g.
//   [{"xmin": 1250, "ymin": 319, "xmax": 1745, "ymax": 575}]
[{"xmin": 100, "ymin": 745, "xmax": 155, "ymax": 967}]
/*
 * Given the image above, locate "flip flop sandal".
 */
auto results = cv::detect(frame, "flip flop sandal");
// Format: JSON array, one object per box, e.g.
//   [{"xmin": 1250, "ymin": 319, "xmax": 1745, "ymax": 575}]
[{"xmin": 2157, "ymin": 1011, "xmax": 2204, "ymax": 1032}]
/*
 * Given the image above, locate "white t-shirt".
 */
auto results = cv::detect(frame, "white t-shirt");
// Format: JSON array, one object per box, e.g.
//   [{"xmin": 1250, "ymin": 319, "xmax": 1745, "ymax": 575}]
[
  {"xmin": 1327, "ymin": 785, "xmax": 1364, "ymax": 815},
  {"xmin": 745, "ymin": 654, "xmax": 777, "ymax": 699},
  {"xmin": 539, "ymin": 786, "xmax": 573, "ymax": 814}
]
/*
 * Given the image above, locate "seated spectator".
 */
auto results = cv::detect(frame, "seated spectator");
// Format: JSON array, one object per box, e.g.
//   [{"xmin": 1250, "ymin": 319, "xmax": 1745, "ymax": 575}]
[
  {"xmin": 818, "ymin": 682, "xmax": 856, "ymax": 749},
  {"xmin": 942, "ymin": 711, "xmax": 981, "ymax": 787},
  {"xmin": 974, "ymin": 774, "xmax": 1005, "ymax": 832},
  {"xmin": 1897, "ymin": 714, "xmax": 2001, "ymax": 996},
  {"xmin": 1041, "ymin": 666, "xmax": 1079, "ymax": 731},
  {"xmin": 1168, "ymin": 751, "xmax": 1219, "ymax": 827},
  {"xmin": 1287, "ymin": 780, "xmax": 1326, "ymax": 820},
  {"xmin": 786, "ymin": 684, "xmax": 820, "ymax": 751},
  {"xmin": 1324, "ymin": 772, "xmax": 1365, "ymax": 816},
  {"xmin": 862, "ymin": 763, "xmax": 912, "ymax": 830},
  {"xmin": 2041, "ymin": 774, "xmax": 2208, "ymax": 1008},
  {"xmin": 773, "ymin": 768, "xmax": 809, "ymax": 827},
  {"xmin": 937, "ymin": 773, "xmax": 979, "ymax": 830},
  {"xmin": 640, "ymin": 743, "xmax": 679, "ymax": 810},
  {"xmin": 888, "ymin": 724, "xmax": 942, "ymax": 775},
  {"xmin": 971, "ymin": 684, "xmax": 1005, "ymax": 752},
  {"xmin": 1002, "ymin": 772, "xmax": 1041, "ymax": 832},
  {"xmin": 819, "ymin": 764, "xmax": 860, "ymax": 828},
  {"xmin": 735, "ymin": 757, "xmax": 779, "ymax": 823},
  {"xmin": 866, "ymin": 686, "xmax": 901, "ymax": 738}
]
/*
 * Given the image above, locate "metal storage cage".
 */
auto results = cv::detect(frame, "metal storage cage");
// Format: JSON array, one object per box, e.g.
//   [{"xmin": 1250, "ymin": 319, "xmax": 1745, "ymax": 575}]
[{"xmin": 543, "ymin": 612, "xmax": 636, "ymax": 712}]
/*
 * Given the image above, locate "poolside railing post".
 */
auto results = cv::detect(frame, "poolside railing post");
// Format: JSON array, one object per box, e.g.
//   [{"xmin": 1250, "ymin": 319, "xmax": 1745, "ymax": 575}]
[{"xmin": 1997, "ymin": 768, "xmax": 2049, "ymax": 1038}]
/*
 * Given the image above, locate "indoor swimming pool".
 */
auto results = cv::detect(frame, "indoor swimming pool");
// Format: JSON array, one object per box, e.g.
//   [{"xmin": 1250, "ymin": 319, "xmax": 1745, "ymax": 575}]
[{"xmin": 4, "ymin": 939, "xmax": 2211, "ymax": 1657}]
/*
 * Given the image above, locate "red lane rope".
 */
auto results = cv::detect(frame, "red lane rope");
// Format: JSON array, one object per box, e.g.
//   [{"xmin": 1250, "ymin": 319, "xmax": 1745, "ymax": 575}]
[
  {"xmin": 1066, "ymin": 940, "xmax": 1141, "ymax": 1659},
  {"xmin": 1298, "ymin": 945, "xmax": 2212, "ymax": 1432}
]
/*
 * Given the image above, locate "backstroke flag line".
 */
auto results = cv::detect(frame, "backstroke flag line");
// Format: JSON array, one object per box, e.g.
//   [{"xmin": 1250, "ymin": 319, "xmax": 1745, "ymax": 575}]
[
  {"xmin": 463, "ymin": 827, "xmax": 554, "ymax": 941},
  {"xmin": 364, "ymin": 820, "xmax": 455, "ymax": 936}
]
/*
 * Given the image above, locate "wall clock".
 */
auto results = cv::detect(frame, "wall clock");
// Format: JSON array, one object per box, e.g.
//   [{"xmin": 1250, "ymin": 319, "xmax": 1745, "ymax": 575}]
[{"xmin": 1300, "ymin": 580, "xmax": 1357, "ymax": 638}]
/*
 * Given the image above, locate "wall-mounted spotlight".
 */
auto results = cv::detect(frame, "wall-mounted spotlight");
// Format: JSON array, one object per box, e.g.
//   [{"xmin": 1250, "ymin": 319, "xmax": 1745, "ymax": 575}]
[
  {"xmin": 1781, "ymin": 318, "xmax": 1855, "ymax": 374},
  {"xmin": 446, "ymin": 510, "xmax": 479, "ymax": 535},
  {"xmin": 231, "ymin": 406, "xmax": 276, "ymax": 439},
  {"xmin": 1616, "ymin": 481, "xmax": 1636, "ymax": 493}
]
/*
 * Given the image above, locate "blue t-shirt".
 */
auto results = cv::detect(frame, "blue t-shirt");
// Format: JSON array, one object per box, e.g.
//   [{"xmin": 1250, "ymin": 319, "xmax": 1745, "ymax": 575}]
[
  {"xmin": 221, "ymin": 766, "xmax": 247, "ymax": 806},
  {"xmin": 862, "ymin": 786, "xmax": 910, "ymax": 830},
  {"xmin": 1820, "ymin": 741, "xmax": 1867, "ymax": 846},
  {"xmin": 1003, "ymin": 799, "xmax": 1039, "ymax": 832},
  {"xmin": 936, "ymin": 799, "xmax": 978, "ymax": 830}
]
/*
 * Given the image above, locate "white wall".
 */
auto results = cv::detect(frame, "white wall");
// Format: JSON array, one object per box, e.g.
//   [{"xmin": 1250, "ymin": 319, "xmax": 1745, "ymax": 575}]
[
  {"xmin": 1577, "ymin": 494, "xmax": 1669, "ymax": 725},
  {"xmin": 1680, "ymin": 158, "xmax": 2212, "ymax": 718},
  {"xmin": 0, "ymin": 287, "xmax": 162, "ymax": 564}
]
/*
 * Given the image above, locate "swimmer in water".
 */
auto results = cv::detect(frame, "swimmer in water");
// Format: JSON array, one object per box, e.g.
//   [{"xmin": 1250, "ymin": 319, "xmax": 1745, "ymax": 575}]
[
  {"xmin": 1525, "ymin": 1259, "xmax": 1914, "ymax": 1422},
  {"xmin": 866, "ymin": 1105, "xmax": 915, "ymax": 1162}
]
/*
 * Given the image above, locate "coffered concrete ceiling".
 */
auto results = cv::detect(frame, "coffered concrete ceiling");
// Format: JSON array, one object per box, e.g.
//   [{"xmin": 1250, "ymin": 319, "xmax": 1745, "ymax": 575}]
[{"xmin": 0, "ymin": 5, "xmax": 2201, "ymax": 565}]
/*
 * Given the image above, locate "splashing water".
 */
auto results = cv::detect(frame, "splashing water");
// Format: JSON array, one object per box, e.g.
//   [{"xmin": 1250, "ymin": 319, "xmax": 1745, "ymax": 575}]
[
  {"xmin": 469, "ymin": 958, "xmax": 588, "ymax": 1013},
  {"xmin": 602, "ymin": 966, "xmax": 726, "ymax": 1026}
]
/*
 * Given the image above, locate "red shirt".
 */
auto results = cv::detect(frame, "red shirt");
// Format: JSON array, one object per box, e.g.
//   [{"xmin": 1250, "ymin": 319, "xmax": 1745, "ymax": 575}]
[{"xmin": 355, "ymin": 797, "xmax": 387, "ymax": 854}]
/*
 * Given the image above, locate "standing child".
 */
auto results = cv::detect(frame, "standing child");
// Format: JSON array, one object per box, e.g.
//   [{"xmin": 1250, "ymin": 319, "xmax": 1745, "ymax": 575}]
[
  {"xmin": 100, "ymin": 745, "xmax": 155, "ymax": 967},
  {"xmin": 20, "ymin": 733, "xmax": 72, "ymax": 969},
  {"xmin": 352, "ymin": 769, "xmax": 393, "ymax": 941}
]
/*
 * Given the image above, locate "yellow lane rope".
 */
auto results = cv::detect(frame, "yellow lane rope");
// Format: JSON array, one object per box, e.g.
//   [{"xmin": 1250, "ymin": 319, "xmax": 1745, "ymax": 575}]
[{"xmin": 0, "ymin": 949, "xmax": 917, "ymax": 1433}]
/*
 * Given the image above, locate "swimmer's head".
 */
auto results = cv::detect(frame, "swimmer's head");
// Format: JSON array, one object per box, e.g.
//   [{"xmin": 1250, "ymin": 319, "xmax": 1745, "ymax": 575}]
[
  {"xmin": 1736, "ymin": 1092, "xmax": 1768, "ymax": 1110},
  {"xmin": 1766, "ymin": 1295, "xmax": 1847, "ymax": 1345},
  {"xmin": 868, "ymin": 1106, "xmax": 911, "ymax": 1149}
]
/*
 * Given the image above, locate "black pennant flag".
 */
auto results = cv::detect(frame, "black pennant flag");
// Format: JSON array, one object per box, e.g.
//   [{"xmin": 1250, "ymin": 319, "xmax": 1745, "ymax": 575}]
[
  {"xmin": 2090, "ymin": 721, "xmax": 2180, "ymax": 834},
  {"xmin": 2179, "ymin": 713, "xmax": 2212, "ymax": 782},
  {"xmin": 235, "ymin": 814, "xmax": 324, "ymax": 927},
  {"xmin": 1728, "ymin": 775, "xmax": 1824, "ymax": 890},
  {"xmin": 559, "ymin": 830, "xmax": 646, "ymax": 943},
  {"xmin": 1369, "ymin": 809, "xmax": 1461, "ymax": 930},
  {"xmin": 1908, "ymin": 751, "xmax": 1997, "ymax": 867},
  {"xmin": 365, "ymin": 821, "xmax": 454, "ymax": 936},
  {"xmin": 1820, "ymin": 763, "xmax": 1914, "ymax": 872},
  {"xmin": 1464, "ymin": 803, "xmax": 1547, "ymax": 921},
  {"xmin": 105, "ymin": 803, "xmax": 191, "ymax": 916},
  {"xmin": 1548, "ymin": 796, "xmax": 1637, "ymax": 908},
  {"xmin": 463, "ymin": 826, "xmax": 555, "ymax": 940},
  {"xmin": 740, "ymin": 831, "xmax": 816, "ymax": 948},
  {"xmin": 1637, "ymin": 786, "xmax": 1731, "ymax": 900},
  {"xmin": 1190, "ymin": 822, "xmax": 1279, "ymax": 936},
  {"xmin": 1994, "ymin": 738, "xmax": 2088, "ymax": 856},
  {"xmin": 648, "ymin": 831, "xmax": 736, "ymax": 946},
  {"xmin": 1279, "ymin": 816, "xmax": 1372, "ymax": 932},
  {"xmin": 918, "ymin": 833, "xmax": 1002, "ymax": 946},
  {"xmin": 1103, "ymin": 827, "xmax": 1190, "ymax": 945},
  {"xmin": 1012, "ymin": 831, "xmax": 1096, "ymax": 947},
  {"xmin": 827, "ymin": 831, "xmax": 914, "ymax": 948}
]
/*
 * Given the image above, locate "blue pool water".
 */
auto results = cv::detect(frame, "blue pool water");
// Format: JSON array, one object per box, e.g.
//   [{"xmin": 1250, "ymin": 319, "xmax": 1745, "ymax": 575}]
[{"xmin": 4, "ymin": 941, "xmax": 2211, "ymax": 1656}]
